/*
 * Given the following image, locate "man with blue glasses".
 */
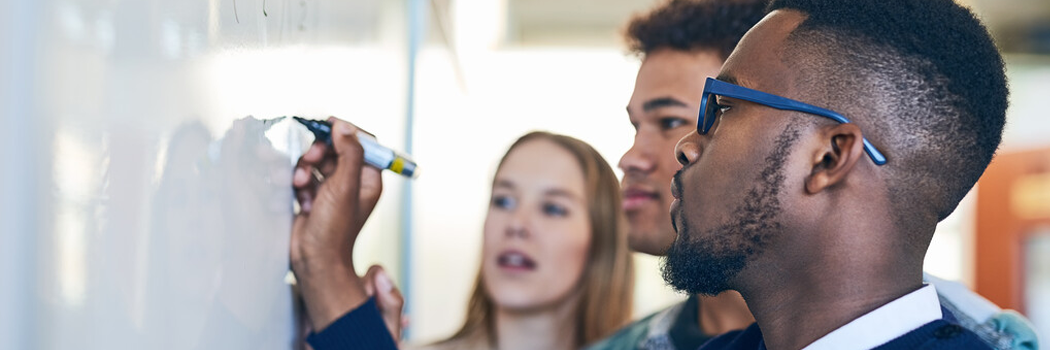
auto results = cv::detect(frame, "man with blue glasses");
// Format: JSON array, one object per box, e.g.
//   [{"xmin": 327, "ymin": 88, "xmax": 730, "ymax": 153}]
[{"xmin": 664, "ymin": 0, "xmax": 1019, "ymax": 349}]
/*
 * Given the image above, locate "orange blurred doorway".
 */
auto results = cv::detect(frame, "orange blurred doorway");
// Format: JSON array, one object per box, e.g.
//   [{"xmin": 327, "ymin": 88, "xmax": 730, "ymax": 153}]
[{"xmin": 976, "ymin": 147, "xmax": 1050, "ymax": 341}]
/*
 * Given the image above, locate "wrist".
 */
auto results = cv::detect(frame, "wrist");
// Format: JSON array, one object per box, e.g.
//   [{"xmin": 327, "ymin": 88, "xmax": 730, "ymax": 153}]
[
  {"xmin": 296, "ymin": 262, "xmax": 369, "ymax": 331},
  {"xmin": 292, "ymin": 242, "xmax": 355, "ymax": 277}
]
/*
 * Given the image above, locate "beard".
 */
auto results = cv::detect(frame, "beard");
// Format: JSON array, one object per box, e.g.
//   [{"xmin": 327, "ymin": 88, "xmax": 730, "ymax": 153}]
[{"xmin": 662, "ymin": 125, "xmax": 802, "ymax": 295}]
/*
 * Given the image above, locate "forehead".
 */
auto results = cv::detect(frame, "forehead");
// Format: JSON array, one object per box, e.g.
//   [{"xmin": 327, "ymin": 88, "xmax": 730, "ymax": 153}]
[
  {"xmin": 719, "ymin": 10, "xmax": 807, "ymax": 96},
  {"xmin": 496, "ymin": 139, "xmax": 586, "ymax": 196},
  {"xmin": 630, "ymin": 49, "xmax": 723, "ymax": 105}
]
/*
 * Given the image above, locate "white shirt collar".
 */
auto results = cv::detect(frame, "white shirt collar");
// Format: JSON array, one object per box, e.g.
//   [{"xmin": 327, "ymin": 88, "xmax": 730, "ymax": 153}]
[{"xmin": 801, "ymin": 284, "xmax": 943, "ymax": 350}]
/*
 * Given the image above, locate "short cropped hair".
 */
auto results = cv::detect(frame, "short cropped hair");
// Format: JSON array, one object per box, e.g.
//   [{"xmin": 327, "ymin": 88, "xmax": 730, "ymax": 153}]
[
  {"xmin": 768, "ymin": 0, "xmax": 1008, "ymax": 224},
  {"xmin": 625, "ymin": 0, "xmax": 769, "ymax": 59}
]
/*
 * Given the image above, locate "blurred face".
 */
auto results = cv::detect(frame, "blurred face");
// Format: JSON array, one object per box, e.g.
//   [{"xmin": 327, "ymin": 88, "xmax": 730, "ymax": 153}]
[
  {"xmin": 664, "ymin": 11, "xmax": 811, "ymax": 295},
  {"xmin": 482, "ymin": 139, "xmax": 592, "ymax": 311},
  {"xmin": 621, "ymin": 48, "xmax": 725, "ymax": 256}
]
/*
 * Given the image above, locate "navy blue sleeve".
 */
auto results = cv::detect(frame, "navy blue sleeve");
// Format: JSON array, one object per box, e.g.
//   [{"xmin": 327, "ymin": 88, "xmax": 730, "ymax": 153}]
[
  {"xmin": 306, "ymin": 297, "xmax": 399, "ymax": 350},
  {"xmin": 697, "ymin": 323, "xmax": 762, "ymax": 350}
]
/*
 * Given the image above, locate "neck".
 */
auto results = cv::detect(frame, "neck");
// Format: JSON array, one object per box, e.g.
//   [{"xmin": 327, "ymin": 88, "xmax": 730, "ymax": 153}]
[
  {"xmin": 737, "ymin": 218, "xmax": 928, "ymax": 350},
  {"xmin": 494, "ymin": 295, "xmax": 580, "ymax": 350},
  {"xmin": 697, "ymin": 291, "xmax": 754, "ymax": 336}
]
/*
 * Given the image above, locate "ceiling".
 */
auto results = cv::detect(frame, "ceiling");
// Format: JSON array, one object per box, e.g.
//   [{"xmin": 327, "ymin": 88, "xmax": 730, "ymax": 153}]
[{"xmin": 500, "ymin": 0, "xmax": 1050, "ymax": 53}]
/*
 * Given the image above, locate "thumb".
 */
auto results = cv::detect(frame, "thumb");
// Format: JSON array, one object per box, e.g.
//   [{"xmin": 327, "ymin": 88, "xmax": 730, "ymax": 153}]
[{"xmin": 373, "ymin": 269, "xmax": 405, "ymax": 340}]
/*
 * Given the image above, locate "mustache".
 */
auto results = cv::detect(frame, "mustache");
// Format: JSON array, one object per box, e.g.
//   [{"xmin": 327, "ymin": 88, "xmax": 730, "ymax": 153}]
[
  {"xmin": 670, "ymin": 210, "xmax": 678, "ymax": 233},
  {"xmin": 672, "ymin": 168, "xmax": 685, "ymax": 200}
]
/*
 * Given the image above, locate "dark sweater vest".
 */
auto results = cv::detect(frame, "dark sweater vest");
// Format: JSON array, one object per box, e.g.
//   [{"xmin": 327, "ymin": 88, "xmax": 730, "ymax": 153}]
[{"xmin": 698, "ymin": 318, "xmax": 992, "ymax": 350}]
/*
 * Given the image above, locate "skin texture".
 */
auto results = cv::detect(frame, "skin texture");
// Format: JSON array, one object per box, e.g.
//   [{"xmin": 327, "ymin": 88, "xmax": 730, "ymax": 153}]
[
  {"xmin": 483, "ymin": 139, "xmax": 592, "ymax": 313},
  {"xmin": 623, "ymin": 48, "xmax": 755, "ymax": 336},
  {"xmin": 481, "ymin": 139, "xmax": 594, "ymax": 350},
  {"xmin": 290, "ymin": 118, "xmax": 403, "ymax": 342},
  {"xmin": 621, "ymin": 48, "xmax": 722, "ymax": 256},
  {"xmin": 290, "ymin": 118, "xmax": 382, "ymax": 330},
  {"xmin": 669, "ymin": 10, "xmax": 928, "ymax": 350}
]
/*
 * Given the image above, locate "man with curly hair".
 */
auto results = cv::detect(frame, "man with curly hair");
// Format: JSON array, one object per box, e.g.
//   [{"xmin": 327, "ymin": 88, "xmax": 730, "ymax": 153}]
[{"xmin": 588, "ymin": 1, "xmax": 768, "ymax": 349}]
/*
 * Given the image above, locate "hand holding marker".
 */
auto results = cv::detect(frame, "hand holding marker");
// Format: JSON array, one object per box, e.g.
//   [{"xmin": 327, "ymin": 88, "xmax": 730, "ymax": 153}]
[{"xmin": 293, "ymin": 117, "xmax": 419, "ymax": 179}]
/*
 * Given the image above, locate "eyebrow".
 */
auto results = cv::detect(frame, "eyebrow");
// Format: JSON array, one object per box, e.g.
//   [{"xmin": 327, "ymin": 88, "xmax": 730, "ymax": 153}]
[
  {"xmin": 641, "ymin": 97, "xmax": 689, "ymax": 112},
  {"xmin": 715, "ymin": 73, "xmax": 740, "ymax": 86},
  {"xmin": 494, "ymin": 180, "xmax": 581, "ymax": 201},
  {"xmin": 545, "ymin": 188, "xmax": 581, "ymax": 201}
]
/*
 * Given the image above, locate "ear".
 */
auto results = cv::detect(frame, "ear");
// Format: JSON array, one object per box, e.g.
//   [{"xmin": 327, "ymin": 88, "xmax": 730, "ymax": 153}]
[{"xmin": 805, "ymin": 123, "xmax": 866, "ymax": 194}]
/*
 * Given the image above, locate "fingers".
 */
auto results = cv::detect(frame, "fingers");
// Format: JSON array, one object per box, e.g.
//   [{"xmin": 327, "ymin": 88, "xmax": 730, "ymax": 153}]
[
  {"xmin": 293, "ymin": 157, "xmax": 319, "ymax": 213},
  {"xmin": 298, "ymin": 142, "xmax": 337, "ymax": 180},
  {"xmin": 362, "ymin": 265, "xmax": 404, "ymax": 341},
  {"xmin": 352, "ymin": 165, "xmax": 383, "ymax": 234},
  {"xmin": 290, "ymin": 213, "xmax": 308, "ymax": 264},
  {"xmin": 377, "ymin": 273, "xmax": 404, "ymax": 341},
  {"xmin": 302, "ymin": 141, "xmax": 327, "ymax": 163},
  {"xmin": 293, "ymin": 143, "xmax": 327, "ymax": 189},
  {"xmin": 363, "ymin": 265, "xmax": 379, "ymax": 297},
  {"xmin": 323, "ymin": 120, "xmax": 366, "ymax": 213}
]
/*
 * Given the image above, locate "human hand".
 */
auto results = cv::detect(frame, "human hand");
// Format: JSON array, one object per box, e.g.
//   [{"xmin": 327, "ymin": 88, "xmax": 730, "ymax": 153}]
[
  {"xmin": 363, "ymin": 265, "xmax": 406, "ymax": 342},
  {"xmin": 290, "ymin": 117, "xmax": 384, "ymax": 330}
]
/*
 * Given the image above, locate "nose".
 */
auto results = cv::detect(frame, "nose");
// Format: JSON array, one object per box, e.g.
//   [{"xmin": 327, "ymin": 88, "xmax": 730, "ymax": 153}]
[
  {"xmin": 505, "ymin": 209, "xmax": 531, "ymax": 239},
  {"xmin": 619, "ymin": 134, "xmax": 657, "ymax": 175},
  {"xmin": 674, "ymin": 130, "xmax": 702, "ymax": 166}
]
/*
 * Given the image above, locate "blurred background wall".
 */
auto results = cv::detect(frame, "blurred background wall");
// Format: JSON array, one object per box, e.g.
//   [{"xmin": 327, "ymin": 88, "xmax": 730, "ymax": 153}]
[{"xmin": 1, "ymin": 0, "xmax": 1048, "ymax": 348}]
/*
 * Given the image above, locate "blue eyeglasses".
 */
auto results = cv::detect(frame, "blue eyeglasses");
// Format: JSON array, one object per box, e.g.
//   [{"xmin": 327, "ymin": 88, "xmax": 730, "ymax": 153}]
[{"xmin": 697, "ymin": 77, "xmax": 887, "ymax": 165}]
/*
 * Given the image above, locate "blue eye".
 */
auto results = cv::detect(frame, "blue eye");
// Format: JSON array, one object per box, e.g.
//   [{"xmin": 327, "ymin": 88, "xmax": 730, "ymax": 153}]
[
  {"xmin": 543, "ymin": 203, "xmax": 568, "ymax": 217},
  {"xmin": 492, "ymin": 195, "xmax": 516, "ymax": 210}
]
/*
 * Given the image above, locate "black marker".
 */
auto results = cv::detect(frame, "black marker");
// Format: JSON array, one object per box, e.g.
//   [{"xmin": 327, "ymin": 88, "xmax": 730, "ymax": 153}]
[{"xmin": 293, "ymin": 117, "xmax": 419, "ymax": 179}]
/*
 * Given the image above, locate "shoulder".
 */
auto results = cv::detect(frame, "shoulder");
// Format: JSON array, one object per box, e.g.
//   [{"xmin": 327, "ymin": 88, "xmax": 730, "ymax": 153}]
[
  {"xmin": 927, "ymin": 273, "xmax": 1039, "ymax": 349},
  {"xmin": 585, "ymin": 300, "xmax": 689, "ymax": 350},
  {"xmin": 874, "ymin": 320, "xmax": 993, "ymax": 350}
]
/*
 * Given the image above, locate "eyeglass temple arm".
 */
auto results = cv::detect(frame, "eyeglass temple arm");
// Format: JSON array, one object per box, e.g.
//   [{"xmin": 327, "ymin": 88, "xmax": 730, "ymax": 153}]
[{"xmin": 706, "ymin": 78, "xmax": 888, "ymax": 165}]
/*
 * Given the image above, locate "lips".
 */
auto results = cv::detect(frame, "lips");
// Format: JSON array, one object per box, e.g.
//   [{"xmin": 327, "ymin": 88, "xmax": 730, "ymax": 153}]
[
  {"xmin": 497, "ymin": 250, "xmax": 537, "ymax": 271},
  {"xmin": 670, "ymin": 170, "xmax": 684, "ymax": 200},
  {"xmin": 670, "ymin": 198, "xmax": 681, "ymax": 233},
  {"xmin": 623, "ymin": 186, "xmax": 659, "ymax": 211}
]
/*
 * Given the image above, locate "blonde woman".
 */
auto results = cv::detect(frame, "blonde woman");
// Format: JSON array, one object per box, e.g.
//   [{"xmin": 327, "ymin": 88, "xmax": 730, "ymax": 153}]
[{"xmin": 413, "ymin": 131, "xmax": 635, "ymax": 350}]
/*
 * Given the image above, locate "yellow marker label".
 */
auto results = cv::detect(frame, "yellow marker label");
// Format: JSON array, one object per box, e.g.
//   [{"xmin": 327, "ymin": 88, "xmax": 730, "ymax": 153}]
[{"xmin": 390, "ymin": 157, "xmax": 405, "ymax": 174}]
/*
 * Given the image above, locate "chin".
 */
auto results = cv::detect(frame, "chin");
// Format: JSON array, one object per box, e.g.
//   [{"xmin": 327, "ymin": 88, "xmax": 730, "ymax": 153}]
[
  {"xmin": 627, "ymin": 227, "xmax": 676, "ymax": 256},
  {"xmin": 489, "ymin": 292, "xmax": 556, "ymax": 312},
  {"xmin": 487, "ymin": 282, "xmax": 576, "ymax": 313}
]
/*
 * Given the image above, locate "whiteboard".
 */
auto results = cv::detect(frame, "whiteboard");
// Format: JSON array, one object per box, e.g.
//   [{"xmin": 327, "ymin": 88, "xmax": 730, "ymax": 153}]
[{"xmin": 0, "ymin": 0, "xmax": 409, "ymax": 349}]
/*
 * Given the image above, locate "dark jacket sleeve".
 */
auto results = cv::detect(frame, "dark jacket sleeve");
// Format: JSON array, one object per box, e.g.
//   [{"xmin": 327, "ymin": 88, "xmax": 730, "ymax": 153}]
[{"xmin": 306, "ymin": 297, "xmax": 399, "ymax": 350}]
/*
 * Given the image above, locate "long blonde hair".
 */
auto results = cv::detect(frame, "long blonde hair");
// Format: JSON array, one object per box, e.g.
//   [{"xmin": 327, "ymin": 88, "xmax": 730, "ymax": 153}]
[{"xmin": 443, "ymin": 131, "xmax": 635, "ymax": 348}]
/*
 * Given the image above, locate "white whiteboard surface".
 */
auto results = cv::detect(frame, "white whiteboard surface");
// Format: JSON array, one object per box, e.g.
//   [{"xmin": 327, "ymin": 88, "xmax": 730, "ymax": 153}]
[{"xmin": 0, "ymin": 0, "xmax": 408, "ymax": 349}]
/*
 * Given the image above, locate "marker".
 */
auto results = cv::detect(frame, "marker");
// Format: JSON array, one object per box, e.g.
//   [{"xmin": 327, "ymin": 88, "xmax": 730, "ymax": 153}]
[{"xmin": 293, "ymin": 117, "xmax": 419, "ymax": 179}]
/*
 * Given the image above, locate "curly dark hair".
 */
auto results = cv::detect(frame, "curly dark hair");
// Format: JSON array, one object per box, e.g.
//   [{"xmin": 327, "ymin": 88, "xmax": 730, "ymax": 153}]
[
  {"xmin": 768, "ymin": 0, "xmax": 1008, "ymax": 225},
  {"xmin": 625, "ymin": 0, "xmax": 770, "ymax": 59}
]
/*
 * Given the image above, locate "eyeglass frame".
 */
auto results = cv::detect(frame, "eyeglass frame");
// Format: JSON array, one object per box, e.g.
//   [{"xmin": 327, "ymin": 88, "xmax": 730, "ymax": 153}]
[{"xmin": 697, "ymin": 77, "xmax": 887, "ymax": 165}]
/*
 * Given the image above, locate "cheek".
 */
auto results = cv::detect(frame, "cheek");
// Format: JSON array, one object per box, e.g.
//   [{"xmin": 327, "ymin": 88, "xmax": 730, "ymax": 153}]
[
  {"xmin": 539, "ymin": 216, "xmax": 592, "ymax": 289},
  {"xmin": 482, "ymin": 210, "xmax": 503, "ymax": 242},
  {"xmin": 686, "ymin": 136, "xmax": 763, "ymax": 225},
  {"xmin": 481, "ymin": 210, "xmax": 506, "ymax": 264}
]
